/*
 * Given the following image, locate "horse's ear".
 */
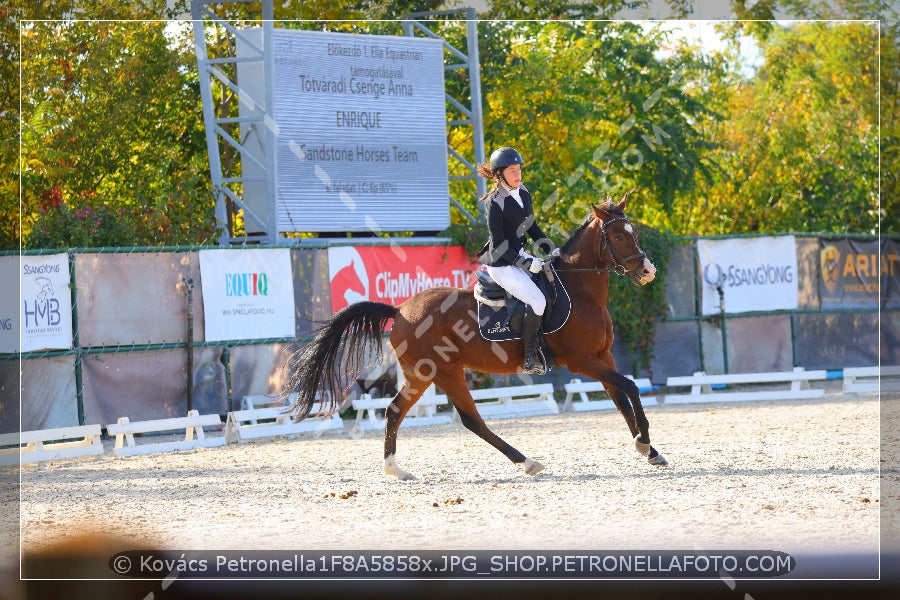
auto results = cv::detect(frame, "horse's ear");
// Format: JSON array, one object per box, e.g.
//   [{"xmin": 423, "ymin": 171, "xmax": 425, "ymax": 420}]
[
  {"xmin": 591, "ymin": 203, "xmax": 607, "ymax": 220},
  {"xmin": 618, "ymin": 188, "xmax": 636, "ymax": 212}
]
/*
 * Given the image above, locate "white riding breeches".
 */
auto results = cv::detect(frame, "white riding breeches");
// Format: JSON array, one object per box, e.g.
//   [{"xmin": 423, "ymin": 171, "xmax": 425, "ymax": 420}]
[{"xmin": 486, "ymin": 264, "xmax": 546, "ymax": 316}]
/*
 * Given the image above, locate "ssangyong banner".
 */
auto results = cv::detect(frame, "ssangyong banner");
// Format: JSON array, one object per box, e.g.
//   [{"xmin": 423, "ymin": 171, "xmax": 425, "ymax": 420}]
[
  {"xmin": 20, "ymin": 253, "xmax": 73, "ymax": 352},
  {"xmin": 697, "ymin": 236, "xmax": 798, "ymax": 315},
  {"xmin": 266, "ymin": 28, "xmax": 449, "ymax": 232},
  {"xmin": 327, "ymin": 246, "xmax": 475, "ymax": 313},
  {"xmin": 199, "ymin": 249, "xmax": 295, "ymax": 342}
]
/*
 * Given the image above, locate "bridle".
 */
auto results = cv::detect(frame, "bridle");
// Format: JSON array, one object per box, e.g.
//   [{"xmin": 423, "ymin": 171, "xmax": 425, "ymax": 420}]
[
  {"xmin": 552, "ymin": 215, "xmax": 647, "ymax": 282},
  {"xmin": 598, "ymin": 215, "xmax": 647, "ymax": 278}
]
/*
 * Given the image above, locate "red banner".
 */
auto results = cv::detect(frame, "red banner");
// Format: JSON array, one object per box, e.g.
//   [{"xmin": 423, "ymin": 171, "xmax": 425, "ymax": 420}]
[{"xmin": 327, "ymin": 245, "xmax": 477, "ymax": 313}]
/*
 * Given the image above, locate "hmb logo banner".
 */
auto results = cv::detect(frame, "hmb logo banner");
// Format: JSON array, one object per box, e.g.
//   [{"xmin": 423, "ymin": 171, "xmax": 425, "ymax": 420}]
[
  {"xmin": 199, "ymin": 249, "xmax": 295, "ymax": 342},
  {"xmin": 18, "ymin": 253, "xmax": 73, "ymax": 352}
]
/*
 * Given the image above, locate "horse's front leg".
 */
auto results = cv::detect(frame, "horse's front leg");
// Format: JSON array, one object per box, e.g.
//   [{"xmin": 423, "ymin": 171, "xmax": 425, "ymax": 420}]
[{"xmin": 570, "ymin": 353, "xmax": 668, "ymax": 466}]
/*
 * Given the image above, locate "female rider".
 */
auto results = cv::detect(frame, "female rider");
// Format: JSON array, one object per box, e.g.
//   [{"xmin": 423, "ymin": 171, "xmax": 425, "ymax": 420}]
[{"xmin": 476, "ymin": 146, "xmax": 559, "ymax": 375}]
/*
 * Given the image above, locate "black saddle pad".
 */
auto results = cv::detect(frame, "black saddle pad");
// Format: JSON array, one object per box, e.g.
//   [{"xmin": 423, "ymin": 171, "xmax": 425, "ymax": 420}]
[{"xmin": 475, "ymin": 264, "xmax": 572, "ymax": 342}]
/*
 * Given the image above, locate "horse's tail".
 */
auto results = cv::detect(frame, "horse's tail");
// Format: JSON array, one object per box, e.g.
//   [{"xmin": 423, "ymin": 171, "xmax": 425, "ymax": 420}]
[{"xmin": 284, "ymin": 301, "xmax": 397, "ymax": 422}]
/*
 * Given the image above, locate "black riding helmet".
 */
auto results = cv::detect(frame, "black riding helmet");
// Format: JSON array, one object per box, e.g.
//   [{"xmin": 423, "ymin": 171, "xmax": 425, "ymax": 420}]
[
  {"xmin": 489, "ymin": 147, "xmax": 524, "ymax": 188},
  {"xmin": 489, "ymin": 146, "xmax": 524, "ymax": 171}
]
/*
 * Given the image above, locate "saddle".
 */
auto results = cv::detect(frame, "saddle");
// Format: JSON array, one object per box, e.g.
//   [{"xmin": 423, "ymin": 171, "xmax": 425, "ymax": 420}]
[{"xmin": 473, "ymin": 264, "xmax": 572, "ymax": 370}]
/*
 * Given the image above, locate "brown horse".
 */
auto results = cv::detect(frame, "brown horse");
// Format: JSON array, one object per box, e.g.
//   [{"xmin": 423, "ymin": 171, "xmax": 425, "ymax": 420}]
[{"xmin": 286, "ymin": 196, "xmax": 668, "ymax": 479}]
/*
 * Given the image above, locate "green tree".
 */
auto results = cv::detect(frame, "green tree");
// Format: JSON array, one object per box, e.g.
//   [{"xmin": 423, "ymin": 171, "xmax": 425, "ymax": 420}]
[
  {"xmin": 686, "ymin": 21, "xmax": 879, "ymax": 235},
  {"xmin": 728, "ymin": 0, "xmax": 898, "ymax": 233},
  {"xmin": 20, "ymin": 19, "xmax": 216, "ymax": 248},
  {"xmin": 466, "ymin": 20, "xmax": 726, "ymax": 242}
]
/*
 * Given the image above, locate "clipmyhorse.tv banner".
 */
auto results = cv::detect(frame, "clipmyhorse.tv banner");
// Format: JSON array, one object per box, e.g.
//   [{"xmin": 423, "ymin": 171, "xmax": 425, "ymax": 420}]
[
  {"xmin": 697, "ymin": 236, "xmax": 798, "ymax": 315},
  {"xmin": 199, "ymin": 249, "xmax": 295, "ymax": 342},
  {"xmin": 327, "ymin": 245, "xmax": 475, "ymax": 313}
]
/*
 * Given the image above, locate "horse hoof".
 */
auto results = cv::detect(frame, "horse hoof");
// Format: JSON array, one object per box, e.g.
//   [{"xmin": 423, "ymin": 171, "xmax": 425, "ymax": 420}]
[
  {"xmin": 385, "ymin": 469, "xmax": 416, "ymax": 481},
  {"xmin": 634, "ymin": 434, "xmax": 651, "ymax": 457},
  {"xmin": 523, "ymin": 458, "xmax": 544, "ymax": 475},
  {"xmin": 384, "ymin": 456, "xmax": 415, "ymax": 480},
  {"xmin": 648, "ymin": 453, "xmax": 669, "ymax": 466}
]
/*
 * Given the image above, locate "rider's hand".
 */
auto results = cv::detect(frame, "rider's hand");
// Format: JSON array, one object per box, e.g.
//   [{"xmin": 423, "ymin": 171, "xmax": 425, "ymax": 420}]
[
  {"xmin": 549, "ymin": 247, "xmax": 561, "ymax": 258},
  {"xmin": 528, "ymin": 258, "xmax": 544, "ymax": 273}
]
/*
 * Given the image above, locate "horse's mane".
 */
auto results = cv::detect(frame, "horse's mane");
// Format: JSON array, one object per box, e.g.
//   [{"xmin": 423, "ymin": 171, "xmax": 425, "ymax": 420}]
[{"xmin": 560, "ymin": 198, "xmax": 623, "ymax": 254}]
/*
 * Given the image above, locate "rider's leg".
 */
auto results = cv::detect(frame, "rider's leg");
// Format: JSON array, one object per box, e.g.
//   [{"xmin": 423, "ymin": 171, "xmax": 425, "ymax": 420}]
[{"xmin": 485, "ymin": 265, "xmax": 547, "ymax": 374}]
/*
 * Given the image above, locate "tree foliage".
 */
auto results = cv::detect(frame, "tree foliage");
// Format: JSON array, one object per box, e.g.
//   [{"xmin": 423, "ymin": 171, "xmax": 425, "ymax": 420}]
[
  {"xmin": 21, "ymin": 19, "xmax": 219, "ymax": 248},
  {"xmin": 678, "ymin": 20, "xmax": 880, "ymax": 234}
]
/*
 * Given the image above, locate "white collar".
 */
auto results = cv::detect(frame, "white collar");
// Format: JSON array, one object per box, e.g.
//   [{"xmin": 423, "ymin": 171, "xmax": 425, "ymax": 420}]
[{"xmin": 500, "ymin": 182, "xmax": 522, "ymax": 203}]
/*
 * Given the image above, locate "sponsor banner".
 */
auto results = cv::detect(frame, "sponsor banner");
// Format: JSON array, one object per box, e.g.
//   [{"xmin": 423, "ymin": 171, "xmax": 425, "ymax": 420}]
[
  {"xmin": 199, "ymin": 249, "xmax": 295, "ymax": 342},
  {"xmin": 819, "ymin": 237, "xmax": 900, "ymax": 309},
  {"xmin": 327, "ymin": 246, "xmax": 475, "ymax": 313},
  {"xmin": 20, "ymin": 253, "xmax": 73, "ymax": 352},
  {"xmin": 697, "ymin": 236, "xmax": 798, "ymax": 315},
  {"xmin": 0, "ymin": 255, "xmax": 18, "ymax": 353},
  {"xmin": 889, "ymin": 239, "xmax": 900, "ymax": 309}
]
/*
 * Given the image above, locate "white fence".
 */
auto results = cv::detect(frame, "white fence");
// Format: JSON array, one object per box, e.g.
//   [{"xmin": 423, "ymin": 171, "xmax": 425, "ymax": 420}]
[{"xmin": 3, "ymin": 366, "xmax": 886, "ymax": 464}]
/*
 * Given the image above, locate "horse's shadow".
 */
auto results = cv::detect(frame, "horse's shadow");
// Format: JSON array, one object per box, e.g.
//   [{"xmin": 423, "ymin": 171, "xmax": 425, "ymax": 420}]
[{"xmin": 469, "ymin": 465, "xmax": 880, "ymax": 485}]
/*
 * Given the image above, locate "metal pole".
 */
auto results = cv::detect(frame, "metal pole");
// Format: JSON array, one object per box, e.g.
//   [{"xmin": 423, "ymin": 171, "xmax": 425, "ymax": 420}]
[
  {"xmin": 191, "ymin": 1, "xmax": 230, "ymax": 244},
  {"xmin": 184, "ymin": 276, "xmax": 195, "ymax": 413},
  {"xmin": 692, "ymin": 240, "xmax": 705, "ymax": 372},
  {"xmin": 715, "ymin": 273, "xmax": 729, "ymax": 374},
  {"xmin": 465, "ymin": 9, "xmax": 486, "ymax": 220},
  {"xmin": 222, "ymin": 345, "xmax": 233, "ymax": 413},
  {"xmin": 262, "ymin": 1, "xmax": 278, "ymax": 243},
  {"xmin": 69, "ymin": 251, "xmax": 85, "ymax": 425}
]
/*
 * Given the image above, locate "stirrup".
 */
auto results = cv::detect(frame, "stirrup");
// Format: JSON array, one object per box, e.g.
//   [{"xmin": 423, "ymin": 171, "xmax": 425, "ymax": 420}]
[{"xmin": 523, "ymin": 349, "xmax": 547, "ymax": 375}]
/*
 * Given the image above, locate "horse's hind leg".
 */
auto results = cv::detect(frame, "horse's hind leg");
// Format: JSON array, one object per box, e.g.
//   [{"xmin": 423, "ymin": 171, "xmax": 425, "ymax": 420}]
[
  {"xmin": 435, "ymin": 369, "xmax": 544, "ymax": 475},
  {"xmin": 382, "ymin": 365, "xmax": 430, "ymax": 480}
]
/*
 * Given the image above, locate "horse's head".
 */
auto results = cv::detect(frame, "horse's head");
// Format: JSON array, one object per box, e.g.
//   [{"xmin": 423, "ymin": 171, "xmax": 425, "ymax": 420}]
[{"xmin": 589, "ymin": 196, "xmax": 657, "ymax": 286}]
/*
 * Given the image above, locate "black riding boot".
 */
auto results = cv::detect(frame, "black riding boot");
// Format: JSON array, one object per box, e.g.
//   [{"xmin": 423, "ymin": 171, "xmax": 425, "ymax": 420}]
[{"xmin": 521, "ymin": 306, "xmax": 546, "ymax": 375}]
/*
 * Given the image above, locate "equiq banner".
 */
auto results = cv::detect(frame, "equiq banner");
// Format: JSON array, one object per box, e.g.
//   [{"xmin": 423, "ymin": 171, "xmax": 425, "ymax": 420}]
[
  {"xmin": 327, "ymin": 245, "xmax": 475, "ymax": 313},
  {"xmin": 199, "ymin": 249, "xmax": 296, "ymax": 342},
  {"xmin": 697, "ymin": 236, "xmax": 798, "ymax": 315},
  {"xmin": 243, "ymin": 28, "xmax": 449, "ymax": 233},
  {"xmin": 20, "ymin": 253, "xmax": 73, "ymax": 352}
]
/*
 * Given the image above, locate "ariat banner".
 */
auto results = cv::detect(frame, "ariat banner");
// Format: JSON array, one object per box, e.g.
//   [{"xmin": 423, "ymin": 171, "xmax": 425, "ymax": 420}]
[
  {"xmin": 19, "ymin": 253, "xmax": 73, "ymax": 352},
  {"xmin": 819, "ymin": 238, "xmax": 900, "ymax": 309},
  {"xmin": 327, "ymin": 246, "xmax": 475, "ymax": 313},
  {"xmin": 696, "ymin": 236, "xmax": 798, "ymax": 315},
  {"xmin": 199, "ymin": 249, "xmax": 295, "ymax": 342}
]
